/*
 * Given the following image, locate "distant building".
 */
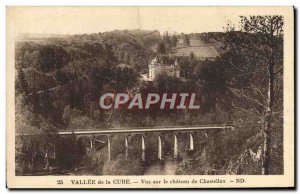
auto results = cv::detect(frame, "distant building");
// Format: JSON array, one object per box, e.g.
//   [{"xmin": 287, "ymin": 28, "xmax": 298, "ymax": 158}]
[{"xmin": 145, "ymin": 55, "xmax": 180, "ymax": 81}]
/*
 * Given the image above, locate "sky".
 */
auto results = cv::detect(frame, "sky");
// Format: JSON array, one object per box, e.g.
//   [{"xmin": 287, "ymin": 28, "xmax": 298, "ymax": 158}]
[
  {"xmin": 7, "ymin": 7, "xmax": 243, "ymax": 35},
  {"xmin": 7, "ymin": 7, "xmax": 289, "ymax": 36}
]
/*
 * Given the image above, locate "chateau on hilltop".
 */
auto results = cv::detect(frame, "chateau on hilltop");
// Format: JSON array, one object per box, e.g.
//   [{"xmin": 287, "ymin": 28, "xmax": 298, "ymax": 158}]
[{"xmin": 143, "ymin": 55, "xmax": 180, "ymax": 81}]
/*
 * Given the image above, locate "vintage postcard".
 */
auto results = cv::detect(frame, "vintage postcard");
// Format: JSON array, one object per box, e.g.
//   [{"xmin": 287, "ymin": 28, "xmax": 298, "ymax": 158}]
[{"xmin": 6, "ymin": 6, "xmax": 294, "ymax": 188}]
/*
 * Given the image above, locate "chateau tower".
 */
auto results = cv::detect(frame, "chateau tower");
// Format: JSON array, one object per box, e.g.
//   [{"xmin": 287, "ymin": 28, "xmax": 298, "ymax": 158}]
[{"xmin": 148, "ymin": 55, "xmax": 180, "ymax": 81}]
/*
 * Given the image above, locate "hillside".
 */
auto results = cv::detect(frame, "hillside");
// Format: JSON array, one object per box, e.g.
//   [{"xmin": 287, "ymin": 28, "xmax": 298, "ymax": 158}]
[
  {"xmin": 169, "ymin": 33, "xmax": 224, "ymax": 60},
  {"xmin": 15, "ymin": 28, "xmax": 283, "ymax": 176}
]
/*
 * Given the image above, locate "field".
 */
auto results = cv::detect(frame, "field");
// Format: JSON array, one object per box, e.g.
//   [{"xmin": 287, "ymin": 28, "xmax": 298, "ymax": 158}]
[
  {"xmin": 172, "ymin": 38, "xmax": 220, "ymax": 59},
  {"xmin": 172, "ymin": 45, "xmax": 219, "ymax": 58}
]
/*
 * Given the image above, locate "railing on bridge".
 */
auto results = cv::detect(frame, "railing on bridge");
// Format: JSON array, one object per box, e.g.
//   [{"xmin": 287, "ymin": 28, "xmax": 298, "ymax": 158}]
[{"xmin": 17, "ymin": 124, "xmax": 234, "ymax": 169}]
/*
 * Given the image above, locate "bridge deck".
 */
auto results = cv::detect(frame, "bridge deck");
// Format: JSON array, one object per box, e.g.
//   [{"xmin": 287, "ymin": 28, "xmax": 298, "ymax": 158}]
[{"xmin": 17, "ymin": 124, "xmax": 234, "ymax": 136}]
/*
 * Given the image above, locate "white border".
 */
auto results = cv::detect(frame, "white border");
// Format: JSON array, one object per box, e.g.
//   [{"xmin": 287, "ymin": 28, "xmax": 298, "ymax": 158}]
[{"xmin": 1, "ymin": 0, "xmax": 298, "ymax": 193}]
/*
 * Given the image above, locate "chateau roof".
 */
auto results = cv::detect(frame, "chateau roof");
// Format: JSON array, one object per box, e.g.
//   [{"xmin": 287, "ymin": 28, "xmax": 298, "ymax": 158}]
[{"xmin": 149, "ymin": 55, "xmax": 178, "ymax": 66}]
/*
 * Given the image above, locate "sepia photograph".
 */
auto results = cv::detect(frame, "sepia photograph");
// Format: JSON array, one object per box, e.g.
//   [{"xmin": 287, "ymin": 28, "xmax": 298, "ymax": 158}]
[{"xmin": 6, "ymin": 6, "xmax": 294, "ymax": 188}]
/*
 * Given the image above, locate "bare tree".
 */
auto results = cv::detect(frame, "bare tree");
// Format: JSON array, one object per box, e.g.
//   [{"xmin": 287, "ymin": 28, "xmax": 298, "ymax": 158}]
[{"xmin": 225, "ymin": 16, "xmax": 284, "ymax": 174}]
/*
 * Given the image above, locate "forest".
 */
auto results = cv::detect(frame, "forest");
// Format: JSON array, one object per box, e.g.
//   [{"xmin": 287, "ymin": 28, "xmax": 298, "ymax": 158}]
[{"xmin": 15, "ymin": 16, "xmax": 283, "ymax": 176}]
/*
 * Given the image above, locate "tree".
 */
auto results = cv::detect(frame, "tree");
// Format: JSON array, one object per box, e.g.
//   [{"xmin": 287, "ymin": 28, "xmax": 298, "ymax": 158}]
[
  {"xmin": 16, "ymin": 70, "xmax": 28, "ymax": 95},
  {"xmin": 183, "ymin": 34, "xmax": 190, "ymax": 46},
  {"xmin": 225, "ymin": 16, "xmax": 284, "ymax": 174},
  {"xmin": 171, "ymin": 35, "xmax": 178, "ymax": 47},
  {"xmin": 36, "ymin": 44, "xmax": 69, "ymax": 72},
  {"xmin": 156, "ymin": 41, "xmax": 166, "ymax": 54},
  {"xmin": 162, "ymin": 32, "xmax": 172, "ymax": 51},
  {"xmin": 113, "ymin": 67, "xmax": 139, "ymax": 91},
  {"xmin": 190, "ymin": 52, "xmax": 195, "ymax": 60},
  {"xmin": 197, "ymin": 58, "xmax": 228, "ymax": 112}
]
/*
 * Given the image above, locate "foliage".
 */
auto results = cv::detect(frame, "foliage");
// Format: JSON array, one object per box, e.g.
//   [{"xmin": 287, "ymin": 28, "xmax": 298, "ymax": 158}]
[
  {"xmin": 15, "ymin": 23, "xmax": 283, "ymax": 175},
  {"xmin": 183, "ymin": 34, "xmax": 190, "ymax": 46}
]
